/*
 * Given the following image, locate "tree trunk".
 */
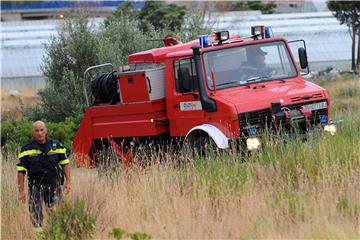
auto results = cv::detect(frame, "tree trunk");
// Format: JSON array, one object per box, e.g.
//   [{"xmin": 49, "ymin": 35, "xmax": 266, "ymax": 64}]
[
  {"xmin": 357, "ymin": 29, "xmax": 360, "ymax": 72},
  {"xmin": 351, "ymin": 26, "xmax": 356, "ymax": 71}
]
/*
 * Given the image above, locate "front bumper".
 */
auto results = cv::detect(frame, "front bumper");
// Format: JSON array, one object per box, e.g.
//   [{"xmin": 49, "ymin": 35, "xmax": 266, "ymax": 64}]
[{"xmin": 242, "ymin": 121, "xmax": 336, "ymax": 151}]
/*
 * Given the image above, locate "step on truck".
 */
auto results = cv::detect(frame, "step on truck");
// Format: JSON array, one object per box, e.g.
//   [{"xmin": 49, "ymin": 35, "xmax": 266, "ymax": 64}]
[{"xmin": 73, "ymin": 26, "xmax": 336, "ymax": 167}]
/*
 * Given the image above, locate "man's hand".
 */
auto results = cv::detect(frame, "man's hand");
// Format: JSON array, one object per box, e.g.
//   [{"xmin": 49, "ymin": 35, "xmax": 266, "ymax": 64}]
[
  {"xmin": 63, "ymin": 180, "xmax": 71, "ymax": 194},
  {"xmin": 270, "ymin": 69, "xmax": 277, "ymax": 76},
  {"xmin": 17, "ymin": 172, "xmax": 26, "ymax": 203},
  {"xmin": 18, "ymin": 191, "xmax": 26, "ymax": 203},
  {"xmin": 62, "ymin": 164, "xmax": 71, "ymax": 194}
]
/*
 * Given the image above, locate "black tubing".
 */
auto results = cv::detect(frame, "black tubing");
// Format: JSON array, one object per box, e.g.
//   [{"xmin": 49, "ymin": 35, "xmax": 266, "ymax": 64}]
[{"xmin": 91, "ymin": 71, "xmax": 118, "ymax": 103}]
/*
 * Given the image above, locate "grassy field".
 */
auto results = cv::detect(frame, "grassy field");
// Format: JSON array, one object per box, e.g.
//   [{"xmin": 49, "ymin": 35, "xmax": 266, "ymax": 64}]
[{"xmin": 1, "ymin": 75, "xmax": 359, "ymax": 239}]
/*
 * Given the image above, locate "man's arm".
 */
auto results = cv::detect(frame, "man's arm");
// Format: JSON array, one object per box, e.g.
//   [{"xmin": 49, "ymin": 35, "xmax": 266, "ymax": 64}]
[
  {"xmin": 17, "ymin": 148, "xmax": 29, "ymax": 203},
  {"xmin": 54, "ymin": 141, "xmax": 71, "ymax": 193},
  {"xmin": 62, "ymin": 164, "xmax": 71, "ymax": 193},
  {"xmin": 17, "ymin": 173, "xmax": 26, "ymax": 203}
]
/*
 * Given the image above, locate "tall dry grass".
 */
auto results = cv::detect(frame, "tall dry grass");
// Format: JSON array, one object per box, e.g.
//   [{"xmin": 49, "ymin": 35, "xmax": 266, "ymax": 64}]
[
  {"xmin": 1, "ymin": 76, "xmax": 360, "ymax": 239},
  {"xmin": 2, "ymin": 143, "xmax": 359, "ymax": 239}
]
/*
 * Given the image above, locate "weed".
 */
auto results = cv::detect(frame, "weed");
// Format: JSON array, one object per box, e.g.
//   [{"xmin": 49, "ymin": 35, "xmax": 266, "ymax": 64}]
[
  {"xmin": 109, "ymin": 227, "xmax": 151, "ymax": 240},
  {"xmin": 42, "ymin": 197, "xmax": 96, "ymax": 240}
]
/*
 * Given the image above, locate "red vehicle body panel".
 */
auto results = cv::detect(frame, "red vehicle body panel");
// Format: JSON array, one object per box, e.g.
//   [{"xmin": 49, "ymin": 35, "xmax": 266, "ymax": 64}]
[
  {"xmin": 73, "ymin": 100, "xmax": 167, "ymax": 166},
  {"xmin": 217, "ymin": 79, "xmax": 327, "ymax": 113},
  {"xmin": 119, "ymin": 73, "xmax": 152, "ymax": 102}
]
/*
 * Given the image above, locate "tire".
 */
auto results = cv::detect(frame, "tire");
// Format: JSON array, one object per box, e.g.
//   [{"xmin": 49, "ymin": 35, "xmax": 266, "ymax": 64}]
[
  {"xmin": 193, "ymin": 133, "xmax": 210, "ymax": 158},
  {"xmin": 186, "ymin": 131, "xmax": 220, "ymax": 159}
]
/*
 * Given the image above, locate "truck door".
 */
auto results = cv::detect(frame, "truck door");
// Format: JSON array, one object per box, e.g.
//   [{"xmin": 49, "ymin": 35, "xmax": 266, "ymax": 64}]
[{"xmin": 166, "ymin": 58, "xmax": 205, "ymax": 136}]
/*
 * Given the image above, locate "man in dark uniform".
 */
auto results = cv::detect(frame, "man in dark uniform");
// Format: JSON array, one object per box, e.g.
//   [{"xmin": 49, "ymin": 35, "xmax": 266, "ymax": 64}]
[
  {"xmin": 17, "ymin": 120, "xmax": 71, "ymax": 229},
  {"xmin": 239, "ymin": 47, "xmax": 273, "ymax": 80}
]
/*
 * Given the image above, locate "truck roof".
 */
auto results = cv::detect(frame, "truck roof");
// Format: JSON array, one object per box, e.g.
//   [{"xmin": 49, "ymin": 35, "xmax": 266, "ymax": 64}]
[
  {"xmin": 128, "ymin": 35, "xmax": 286, "ymax": 63},
  {"xmin": 128, "ymin": 39, "xmax": 199, "ymax": 63}
]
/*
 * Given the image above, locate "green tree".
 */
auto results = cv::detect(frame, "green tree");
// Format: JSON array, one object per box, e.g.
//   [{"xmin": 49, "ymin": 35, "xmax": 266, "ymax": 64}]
[
  {"xmin": 174, "ymin": 9, "xmax": 213, "ymax": 43},
  {"xmin": 99, "ymin": 2, "xmax": 211, "ymax": 66},
  {"xmin": 327, "ymin": 1, "xmax": 360, "ymax": 71},
  {"xmin": 33, "ymin": 5, "xmax": 212, "ymax": 122},
  {"xmin": 138, "ymin": 1, "xmax": 187, "ymax": 32},
  {"xmin": 99, "ymin": 15, "xmax": 163, "ymax": 67},
  {"xmin": 223, "ymin": 1, "xmax": 276, "ymax": 14},
  {"xmin": 36, "ymin": 14, "xmax": 100, "ymax": 121},
  {"xmin": 247, "ymin": 1, "xmax": 276, "ymax": 14},
  {"xmin": 104, "ymin": 1, "xmax": 138, "ymax": 26}
]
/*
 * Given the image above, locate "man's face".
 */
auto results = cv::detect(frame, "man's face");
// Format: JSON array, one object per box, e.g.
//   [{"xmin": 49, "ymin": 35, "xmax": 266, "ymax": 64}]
[
  {"xmin": 255, "ymin": 53, "xmax": 266, "ymax": 65},
  {"xmin": 33, "ymin": 122, "xmax": 47, "ymax": 144}
]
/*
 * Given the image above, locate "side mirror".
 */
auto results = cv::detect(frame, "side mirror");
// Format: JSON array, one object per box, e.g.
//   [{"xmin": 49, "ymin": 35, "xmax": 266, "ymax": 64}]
[{"xmin": 298, "ymin": 47, "xmax": 308, "ymax": 69}]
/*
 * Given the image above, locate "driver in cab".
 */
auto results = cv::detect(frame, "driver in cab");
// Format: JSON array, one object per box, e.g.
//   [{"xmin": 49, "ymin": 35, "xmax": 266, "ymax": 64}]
[{"xmin": 239, "ymin": 47, "xmax": 274, "ymax": 81}]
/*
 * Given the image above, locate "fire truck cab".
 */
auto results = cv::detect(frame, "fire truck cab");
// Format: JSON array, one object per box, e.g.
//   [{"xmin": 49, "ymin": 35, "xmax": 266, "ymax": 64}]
[{"xmin": 73, "ymin": 26, "xmax": 336, "ymax": 167}]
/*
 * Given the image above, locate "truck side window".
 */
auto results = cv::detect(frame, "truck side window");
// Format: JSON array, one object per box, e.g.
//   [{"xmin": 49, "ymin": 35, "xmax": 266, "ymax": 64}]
[{"xmin": 174, "ymin": 58, "xmax": 198, "ymax": 93}]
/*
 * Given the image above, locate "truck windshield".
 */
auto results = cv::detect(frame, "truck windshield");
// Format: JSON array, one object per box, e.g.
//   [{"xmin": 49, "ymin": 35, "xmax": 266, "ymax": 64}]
[{"xmin": 203, "ymin": 41, "xmax": 297, "ymax": 90}]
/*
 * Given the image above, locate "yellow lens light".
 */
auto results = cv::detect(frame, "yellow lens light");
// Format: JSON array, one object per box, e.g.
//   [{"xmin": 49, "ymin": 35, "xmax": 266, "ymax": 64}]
[
  {"xmin": 246, "ymin": 137, "xmax": 261, "ymax": 151},
  {"xmin": 324, "ymin": 124, "xmax": 336, "ymax": 136}
]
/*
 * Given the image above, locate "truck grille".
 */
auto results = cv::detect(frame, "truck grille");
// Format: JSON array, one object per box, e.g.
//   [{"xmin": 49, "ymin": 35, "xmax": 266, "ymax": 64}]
[{"xmin": 239, "ymin": 100, "xmax": 328, "ymax": 135}]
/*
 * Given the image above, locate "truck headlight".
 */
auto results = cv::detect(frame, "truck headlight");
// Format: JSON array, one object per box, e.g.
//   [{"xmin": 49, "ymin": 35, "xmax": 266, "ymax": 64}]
[
  {"xmin": 324, "ymin": 124, "xmax": 336, "ymax": 136},
  {"xmin": 246, "ymin": 137, "xmax": 261, "ymax": 150}
]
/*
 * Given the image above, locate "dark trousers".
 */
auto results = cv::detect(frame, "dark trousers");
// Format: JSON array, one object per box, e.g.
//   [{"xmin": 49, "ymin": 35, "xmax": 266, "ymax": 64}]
[{"xmin": 28, "ymin": 183, "xmax": 62, "ymax": 227}]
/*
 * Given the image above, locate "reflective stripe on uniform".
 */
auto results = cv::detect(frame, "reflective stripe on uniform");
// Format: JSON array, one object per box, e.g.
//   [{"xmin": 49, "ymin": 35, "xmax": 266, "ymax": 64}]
[
  {"xmin": 18, "ymin": 149, "xmax": 42, "ymax": 159},
  {"xmin": 48, "ymin": 148, "xmax": 67, "ymax": 155},
  {"xmin": 17, "ymin": 166, "xmax": 28, "ymax": 172},
  {"xmin": 59, "ymin": 159, "xmax": 70, "ymax": 165}
]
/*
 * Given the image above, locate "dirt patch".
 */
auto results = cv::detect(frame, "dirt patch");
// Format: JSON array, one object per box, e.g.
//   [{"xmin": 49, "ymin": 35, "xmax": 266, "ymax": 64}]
[{"xmin": 1, "ymin": 88, "xmax": 40, "ymax": 118}]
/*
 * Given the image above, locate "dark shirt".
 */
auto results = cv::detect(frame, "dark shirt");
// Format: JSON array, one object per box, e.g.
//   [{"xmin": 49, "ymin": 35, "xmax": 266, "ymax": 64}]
[
  {"xmin": 17, "ymin": 137, "xmax": 69, "ymax": 186},
  {"xmin": 239, "ymin": 61, "xmax": 273, "ymax": 80}
]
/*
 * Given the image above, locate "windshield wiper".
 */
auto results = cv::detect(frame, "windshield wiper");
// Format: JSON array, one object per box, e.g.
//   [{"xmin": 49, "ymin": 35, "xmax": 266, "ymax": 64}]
[
  {"xmin": 217, "ymin": 75, "xmax": 285, "ymax": 89},
  {"xmin": 217, "ymin": 81, "xmax": 251, "ymax": 88},
  {"xmin": 245, "ymin": 75, "xmax": 270, "ymax": 83}
]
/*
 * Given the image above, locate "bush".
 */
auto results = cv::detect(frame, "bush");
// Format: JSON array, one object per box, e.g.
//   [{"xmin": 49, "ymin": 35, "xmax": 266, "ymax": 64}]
[
  {"xmin": 1, "ymin": 118, "xmax": 33, "ymax": 155},
  {"xmin": 43, "ymin": 197, "xmax": 96, "ymax": 240},
  {"xmin": 1, "ymin": 115, "xmax": 81, "ymax": 155}
]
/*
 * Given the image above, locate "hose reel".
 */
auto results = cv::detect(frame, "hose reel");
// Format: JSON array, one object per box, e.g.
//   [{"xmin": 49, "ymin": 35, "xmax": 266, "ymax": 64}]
[{"xmin": 90, "ymin": 71, "xmax": 119, "ymax": 103}]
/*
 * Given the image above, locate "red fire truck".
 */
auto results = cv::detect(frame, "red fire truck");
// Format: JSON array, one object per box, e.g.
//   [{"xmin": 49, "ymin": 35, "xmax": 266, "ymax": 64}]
[{"xmin": 73, "ymin": 26, "xmax": 336, "ymax": 167}]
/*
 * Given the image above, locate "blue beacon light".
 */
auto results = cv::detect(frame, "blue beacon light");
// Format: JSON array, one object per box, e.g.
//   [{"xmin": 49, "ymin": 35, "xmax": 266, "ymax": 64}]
[
  {"xmin": 264, "ymin": 26, "xmax": 271, "ymax": 38},
  {"xmin": 199, "ymin": 35, "xmax": 209, "ymax": 48}
]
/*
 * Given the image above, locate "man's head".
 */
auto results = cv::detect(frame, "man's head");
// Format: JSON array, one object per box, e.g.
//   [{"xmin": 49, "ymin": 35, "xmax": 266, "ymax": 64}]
[
  {"xmin": 33, "ymin": 121, "xmax": 47, "ymax": 144},
  {"xmin": 253, "ymin": 47, "xmax": 267, "ymax": 66}
]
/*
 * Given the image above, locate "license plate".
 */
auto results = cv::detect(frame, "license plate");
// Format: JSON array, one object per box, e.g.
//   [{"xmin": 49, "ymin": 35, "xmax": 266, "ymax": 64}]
[{"xmin": 302, "ymin": 101, "xmax": 328, "ymax": 111}]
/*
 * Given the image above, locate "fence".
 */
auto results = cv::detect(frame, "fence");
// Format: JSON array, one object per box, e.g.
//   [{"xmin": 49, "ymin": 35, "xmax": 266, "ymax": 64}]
[{"xmin": 0, "ymin": 11, "xmax": 353, "ymax": 89}]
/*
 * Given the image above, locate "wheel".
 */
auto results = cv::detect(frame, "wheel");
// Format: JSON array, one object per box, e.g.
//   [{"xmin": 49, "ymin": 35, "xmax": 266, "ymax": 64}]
[
  {"xmin": 184, "ymin": 131, "xmax": 218, "ymax": 159},
  {"xmin": 193, "ymin": 133, "xmax": 211, "ymax": 158}
]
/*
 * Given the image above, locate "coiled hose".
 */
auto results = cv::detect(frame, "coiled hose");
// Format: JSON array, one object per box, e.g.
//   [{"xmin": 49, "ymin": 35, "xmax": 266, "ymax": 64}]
[{"xmin": 90, "ymin": 71, "xmax": 118, "ymax": 103}]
